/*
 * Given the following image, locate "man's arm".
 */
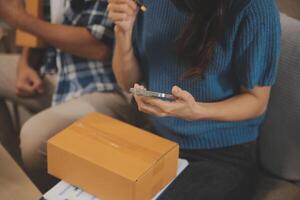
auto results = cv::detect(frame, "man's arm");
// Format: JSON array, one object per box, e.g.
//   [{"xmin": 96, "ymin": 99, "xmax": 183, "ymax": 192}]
[
  {"xmin": 0, "ymin": 0, "xmax": 111, "ymax": 60},
  {"xmin": 19, "ymin": 17, "xmax": 111, "ymax": 60}
]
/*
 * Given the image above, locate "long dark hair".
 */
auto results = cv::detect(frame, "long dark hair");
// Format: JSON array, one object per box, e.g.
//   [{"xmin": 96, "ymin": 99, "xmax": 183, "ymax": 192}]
[{"xmin": 171, "ymin": 0, "xmax": 228, "ymax": 79}]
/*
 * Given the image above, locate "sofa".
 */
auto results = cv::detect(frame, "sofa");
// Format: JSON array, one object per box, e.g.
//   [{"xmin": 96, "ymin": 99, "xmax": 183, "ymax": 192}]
[
  {"xmin": 0, "ymin": 11, "xmax": 299, "ymax": 200},
  {"xmin": 254, "ymin": 13, "xmax": 300, "ymax": 200}
]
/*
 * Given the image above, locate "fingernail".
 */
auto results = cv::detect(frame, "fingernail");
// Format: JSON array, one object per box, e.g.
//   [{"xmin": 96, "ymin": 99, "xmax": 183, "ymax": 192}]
[{"xmin": 173, "ymin": 86, "xmax": 178, "ymax": 92}]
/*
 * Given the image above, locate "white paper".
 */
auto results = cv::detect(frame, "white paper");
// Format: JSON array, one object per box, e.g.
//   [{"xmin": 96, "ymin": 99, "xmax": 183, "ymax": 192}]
[{"xmin": 43, "ymin": 159, "xmax": 189, "ymax": 200}]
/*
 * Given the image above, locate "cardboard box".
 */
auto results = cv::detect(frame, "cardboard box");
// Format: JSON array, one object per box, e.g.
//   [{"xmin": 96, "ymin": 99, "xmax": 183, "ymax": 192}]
[
  {"xmin": 47, "ymin": 113, "xmax": 179, "ymax": 200},
  {"xmin": 16, "ymin": 0, "xmax": 44, "ymax": 47}
]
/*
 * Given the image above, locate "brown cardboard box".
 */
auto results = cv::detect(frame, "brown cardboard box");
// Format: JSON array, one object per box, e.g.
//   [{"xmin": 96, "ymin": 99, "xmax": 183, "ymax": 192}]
[
  {"xmin": 16, "ymin": 0, "xmax": 44, "ymax": 47},
  {"xmin": 47, "ymin": 113, "xmax": 179, "ymax": 200}
]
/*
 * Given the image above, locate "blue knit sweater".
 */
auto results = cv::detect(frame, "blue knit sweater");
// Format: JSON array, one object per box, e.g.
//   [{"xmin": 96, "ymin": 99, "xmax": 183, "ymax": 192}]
[{"xmin": 132, "ymin": 0, "xmax": 281, "ymax": 149}]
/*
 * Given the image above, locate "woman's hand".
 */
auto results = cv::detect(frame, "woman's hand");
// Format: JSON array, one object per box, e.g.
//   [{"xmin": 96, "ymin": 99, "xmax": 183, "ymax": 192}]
[
  {"xmin": 108, "ymin": 0, "xmax": 142, "ymax": 91},
  {"xmin": 133, "ymin": 84, "xmax": 207, "ymax": 121},
  {"xmin": 107, "ymin": 0, "xmax": 138, "ymax": 34}
]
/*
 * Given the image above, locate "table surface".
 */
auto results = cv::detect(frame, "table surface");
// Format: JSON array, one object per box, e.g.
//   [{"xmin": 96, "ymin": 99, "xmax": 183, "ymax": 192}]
[{"xmin": 0, "ymin": 144, "xmax": 41, "ymax": 200}]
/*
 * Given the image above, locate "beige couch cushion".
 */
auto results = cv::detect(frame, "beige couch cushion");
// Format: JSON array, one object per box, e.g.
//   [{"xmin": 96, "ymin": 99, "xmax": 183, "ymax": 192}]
[
  {"xmin": 0, "ymin": 144, "xmax": 41, "ymax": 200},
  {"xmin": 259, "ymin": 13, "xmax": 300, "ymax": 181}
]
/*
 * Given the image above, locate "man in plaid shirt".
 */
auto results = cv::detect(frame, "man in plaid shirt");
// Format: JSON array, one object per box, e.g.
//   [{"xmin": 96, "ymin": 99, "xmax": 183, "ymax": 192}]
[
  {"xmin": 0, "ymin": 0, "xmax": 133, "ymax": 190},
  {"xmin": 43, "ymin": 0, "xmax": 117, "ymax": 105}
]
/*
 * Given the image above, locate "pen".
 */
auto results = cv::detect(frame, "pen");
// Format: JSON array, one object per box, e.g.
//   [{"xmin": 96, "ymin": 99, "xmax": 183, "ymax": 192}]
[{"xmin": 133, "ymin": 0, "xmax": 147, "ymax": 12}]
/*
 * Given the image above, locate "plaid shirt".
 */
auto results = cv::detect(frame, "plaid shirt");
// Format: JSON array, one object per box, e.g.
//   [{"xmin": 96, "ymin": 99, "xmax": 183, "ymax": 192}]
[{"xmin": 41, "ymin": 0, "xmax": 116, "ymax": 106}]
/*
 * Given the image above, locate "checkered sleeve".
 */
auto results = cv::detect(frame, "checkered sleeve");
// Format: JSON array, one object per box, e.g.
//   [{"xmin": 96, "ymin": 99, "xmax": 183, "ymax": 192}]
[{"xmin": 85, "ymin": 0, "xmax": 114, "ymax": 46}]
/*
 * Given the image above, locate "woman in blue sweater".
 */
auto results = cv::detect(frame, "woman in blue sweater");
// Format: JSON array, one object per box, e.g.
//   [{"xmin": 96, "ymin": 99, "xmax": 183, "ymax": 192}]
[{"xmin": 108, "ymin": 0, "xmax": 281, "ymax": 199}]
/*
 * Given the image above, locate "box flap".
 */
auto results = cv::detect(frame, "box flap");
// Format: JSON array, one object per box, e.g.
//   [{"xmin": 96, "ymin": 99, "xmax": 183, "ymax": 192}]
[{"xmin": 48, "ymin": 113, "xmax": 178, "ymax": 181}]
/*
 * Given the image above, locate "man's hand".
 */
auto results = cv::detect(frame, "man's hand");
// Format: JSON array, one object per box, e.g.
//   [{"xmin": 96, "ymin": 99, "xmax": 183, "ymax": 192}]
[
  {"xmin": 16, "ymin": 60, "xmax": 44, "ymax": 97},
  {"xmin": 0, "ymin": 0, "xmax": 26, "ymax": 27}
]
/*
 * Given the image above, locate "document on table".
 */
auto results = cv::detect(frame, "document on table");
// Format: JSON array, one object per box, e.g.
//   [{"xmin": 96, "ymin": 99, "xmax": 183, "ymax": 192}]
[{"xmin": 42, "ymin": 159, "xmax": 189, "ymax": 200}]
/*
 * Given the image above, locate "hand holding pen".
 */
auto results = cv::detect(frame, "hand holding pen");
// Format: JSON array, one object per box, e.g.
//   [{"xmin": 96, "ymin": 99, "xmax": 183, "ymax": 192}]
[
  {"xmin": 108, "ymin": 0, "xmax": 146, "ymax": 33},
  {"xmin": 133, "ymin": 0, "xmax": 147, "ymax": 12}
]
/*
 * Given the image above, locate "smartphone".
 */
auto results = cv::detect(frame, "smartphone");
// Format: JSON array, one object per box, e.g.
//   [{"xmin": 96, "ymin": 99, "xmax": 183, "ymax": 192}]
[{"xmin": 130, "ymin": 88, "xmax": 175, "ymax": 101}]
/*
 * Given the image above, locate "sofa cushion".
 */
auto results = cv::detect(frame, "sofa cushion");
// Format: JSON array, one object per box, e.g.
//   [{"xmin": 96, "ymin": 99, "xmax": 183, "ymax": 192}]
[
  {"xmin": 0, "ymin": 145, "xmax": 41, "ymax": 200},
  {"xmin": 254, "ymin": 171, "xmax": 300, "ymax": 200},
  {"xmin": 259, "ymin": 13, "xmax": 300, "ymax": 181}
]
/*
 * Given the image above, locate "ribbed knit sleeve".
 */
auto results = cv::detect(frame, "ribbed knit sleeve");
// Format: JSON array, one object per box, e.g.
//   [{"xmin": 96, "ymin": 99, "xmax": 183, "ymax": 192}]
[{"xmin": 233, "ymin": 0, "xmax": 281, "ymax": 89}]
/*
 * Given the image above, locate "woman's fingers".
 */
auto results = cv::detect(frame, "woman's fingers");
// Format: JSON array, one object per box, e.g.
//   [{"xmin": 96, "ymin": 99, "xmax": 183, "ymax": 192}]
[
  {"xmin": 133, "ymin": 83, "xmax": 168, "ymax": 117},
  {"xmin": 133, "ymin": 83, "xmax": 145, "ymax": 90},
  {"xmin": 108, "ymin": 1, "xmax": 137, "ymax": 19},
  {"xmin": 108, "ymin": 3, "xmax": 135, "ymax": 16},
  {"xmin": 107, "ymin": 0, "xmax": 138, "ymax": 32},
  {"xmin": 135, "ymin": 96, "xmax": 168, "ymax": 117},
  {"xmin": 172, "ymin": 85, "xmax": 193, "ymax": 101},
  {"xmin": 108, "ymin": 0, "xmax": 137, "ymax": 10},
  {"xmin": 108, "ymin": 12, "xmax": 127, "ymax": 22}
]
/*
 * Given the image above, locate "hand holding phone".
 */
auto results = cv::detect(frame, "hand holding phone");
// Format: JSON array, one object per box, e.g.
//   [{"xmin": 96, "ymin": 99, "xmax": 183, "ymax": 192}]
[{"xmin": 130, "ymin": 88, "xmax": 175, "ymax": 101}]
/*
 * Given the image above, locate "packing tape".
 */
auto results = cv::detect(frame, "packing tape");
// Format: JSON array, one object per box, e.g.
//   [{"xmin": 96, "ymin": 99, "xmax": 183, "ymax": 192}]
[{"xmin": 70, "ymin": 122, "xmax": 161, "ymax": 164}]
